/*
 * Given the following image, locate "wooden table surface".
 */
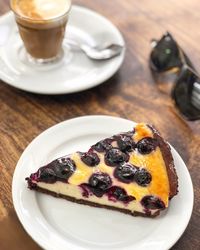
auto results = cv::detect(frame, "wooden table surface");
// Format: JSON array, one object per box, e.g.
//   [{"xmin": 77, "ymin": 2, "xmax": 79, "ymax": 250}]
[{"xmin": 0, "ymin": 0, "xmax": 200, "ymax": 249}]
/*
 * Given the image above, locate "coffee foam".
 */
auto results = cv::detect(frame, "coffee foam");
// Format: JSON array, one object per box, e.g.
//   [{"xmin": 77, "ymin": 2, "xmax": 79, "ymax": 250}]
[{"xmin": 11, "ymin": 0, "xmax": 71, "ymax": 20}]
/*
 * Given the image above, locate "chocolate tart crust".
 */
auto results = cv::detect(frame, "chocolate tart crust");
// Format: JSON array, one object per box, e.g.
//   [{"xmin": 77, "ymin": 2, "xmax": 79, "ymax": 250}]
[
  {"xmin": 149, "ymin": 125, "xmax": 178, "ymax": 199},
  {"xmin": 34, "ymin": 186, "xmax": 160, "ymax": 218}
]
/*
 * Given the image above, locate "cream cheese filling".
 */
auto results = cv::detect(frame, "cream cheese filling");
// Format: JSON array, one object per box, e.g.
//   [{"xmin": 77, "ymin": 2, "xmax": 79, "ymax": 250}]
[{"xmin": 36, "ymin": 181, "xmax": 159, "ymax": 215}]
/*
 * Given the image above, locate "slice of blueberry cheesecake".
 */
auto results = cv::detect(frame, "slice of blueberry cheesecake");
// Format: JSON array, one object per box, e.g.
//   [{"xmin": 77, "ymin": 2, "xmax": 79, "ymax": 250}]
[{"xmin": 26, "ymin": 123, "xmax": 178, "ymax": 217}]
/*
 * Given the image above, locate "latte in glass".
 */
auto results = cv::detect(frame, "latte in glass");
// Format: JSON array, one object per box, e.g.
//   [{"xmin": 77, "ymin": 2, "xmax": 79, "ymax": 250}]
[{"xmin": 11, "ymin": 0, "xmax": 71, "ymax": 63}]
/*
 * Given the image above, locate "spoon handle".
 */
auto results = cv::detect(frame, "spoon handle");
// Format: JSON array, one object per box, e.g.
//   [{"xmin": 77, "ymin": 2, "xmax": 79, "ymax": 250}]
[{"xmin": 64, "ymin": 39, "xmax": 83, "ymax": 51}]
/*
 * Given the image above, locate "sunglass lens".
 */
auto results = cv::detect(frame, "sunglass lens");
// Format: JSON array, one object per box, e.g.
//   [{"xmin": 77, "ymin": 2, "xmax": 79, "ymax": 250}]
[
  {"xmin": 150, "ymin": 33, "xmax": 183, "ymax": 72},
  {"xmin": 172, "ymin": 66, "xmax": 200, "ymax": 120}
]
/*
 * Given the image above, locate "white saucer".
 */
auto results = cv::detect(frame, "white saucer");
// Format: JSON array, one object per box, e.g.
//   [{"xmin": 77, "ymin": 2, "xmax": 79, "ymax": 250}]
[
  {"xmin": 0, "ymin": 6, "xmax": 125, "ymax": 94},
  {"xmin": 12, "ymin": 115, "xmax": 193, "ymax": 250}
]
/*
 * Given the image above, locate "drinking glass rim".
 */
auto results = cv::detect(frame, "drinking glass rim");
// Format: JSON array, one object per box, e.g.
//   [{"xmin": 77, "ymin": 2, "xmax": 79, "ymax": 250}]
[{"xmin": 10, "ymin": 0, "xmax": 72, "ymax": 23}]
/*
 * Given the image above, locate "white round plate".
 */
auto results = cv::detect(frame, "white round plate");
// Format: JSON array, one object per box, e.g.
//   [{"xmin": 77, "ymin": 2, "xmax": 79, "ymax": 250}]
[
  {"xmin": 12, "ymin": 116, "xmax": 193, "ymax": 250},
  {"xmin": 0, "ymin": 6, "xmax": 125, "ymax": 94}
]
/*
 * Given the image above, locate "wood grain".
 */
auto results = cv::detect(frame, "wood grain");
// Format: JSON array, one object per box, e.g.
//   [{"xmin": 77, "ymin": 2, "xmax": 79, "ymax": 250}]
[{"xmin": 0, "ymin": 0, "xmax": 200, "ymax": 249}]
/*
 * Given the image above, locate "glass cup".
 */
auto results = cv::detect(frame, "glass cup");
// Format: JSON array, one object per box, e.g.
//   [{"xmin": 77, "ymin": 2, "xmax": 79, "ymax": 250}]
[{"xmin": 10, "ymin": 0, "xmax": 71, "ymax": 64}]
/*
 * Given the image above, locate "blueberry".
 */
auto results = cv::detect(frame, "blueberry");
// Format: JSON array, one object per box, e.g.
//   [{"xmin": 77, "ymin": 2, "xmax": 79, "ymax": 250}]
[
  {"xmin": 134, "ymin": 168, "xmax": 152, "ymax": 186},
  {"xmin": 89, "ymin": 173, "xmax": 112, "ymax": 197},
  {"xmin": 116, "ymin": 135, "xmax": 135, "ymax": 153},
  {"xmin": 141, "ymin": 195, "xmax": 165, "ymax": 210},
  {"xmin": 92, "ymin": 139, "xmax": 113, "ymax": 153},
  {"xmin": 137, "ymin": 137, "xmax": 158, "ymax": 154},
  {"xmin": 108, "ymin": 186, "xmax": 135, "ymax": 203},
  {"xmin": 54, "ymin": 158, "xmax": 76, "ymax": 180},
  {"xmin": 80, "ymin": 152, "xmax": 100, "ymax": 167},
  {"xmin": 30, "ymin": 158, "xmax": 76, "ymax": 184},
  {"xmin": 114, "ymin": 163, "xmax": 137, "ymax": 183},
  {"xmin": 105, "ymin": 148, "xmax": 129, "ymax": 166},
  {"xmin": 113, "ymin": 187, "xmax": 127, "ymax": 201},
  {"xmin": 79, "ymin": 184, "xmax": 91, "ymax": 198},
  {"xmin": 38, "ymin": 167, "xmax": 57, "ymax": 183},
  {"xmin": 120, "ymin": 130, "xmax": 135, "ymax": 137}
]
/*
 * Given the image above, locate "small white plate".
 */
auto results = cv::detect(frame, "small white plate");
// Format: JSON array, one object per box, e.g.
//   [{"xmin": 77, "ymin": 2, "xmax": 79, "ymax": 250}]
[
  {"xmin": 12, "ymin": 116, "xmax": 193, "ymax": 250},
  {"xmin": 0, "ymin": 6, "xmax": 125, "ymax": 94}
]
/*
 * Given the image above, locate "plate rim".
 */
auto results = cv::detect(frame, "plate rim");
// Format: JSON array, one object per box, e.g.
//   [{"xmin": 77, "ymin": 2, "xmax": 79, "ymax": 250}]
[
  {"xmin": 0, "ymin": 5, "xmax": 125, "ymax": 95},
  {"xmin": 12, "ymin": 115, "xmax": 194, "ymax": 250}
]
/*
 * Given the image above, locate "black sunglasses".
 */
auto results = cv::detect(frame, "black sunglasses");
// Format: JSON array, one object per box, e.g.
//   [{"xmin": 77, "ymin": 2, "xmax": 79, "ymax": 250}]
[{"xmin": 150, "ymin": 32, "xmax": 200, "ymax": 121}]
